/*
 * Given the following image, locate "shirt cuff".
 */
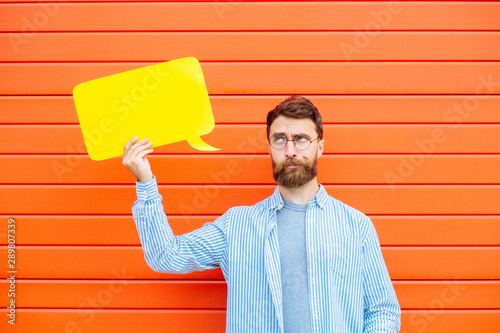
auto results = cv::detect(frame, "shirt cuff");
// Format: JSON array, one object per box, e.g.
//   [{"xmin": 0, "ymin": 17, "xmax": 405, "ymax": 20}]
[{"xmin": 135, "ymin": 175, "xmax": 159, "ymax": 201}]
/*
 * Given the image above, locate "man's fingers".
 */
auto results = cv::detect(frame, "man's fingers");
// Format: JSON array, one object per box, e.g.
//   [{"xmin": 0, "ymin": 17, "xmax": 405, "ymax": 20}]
[
  {"xmin": 124, "ymin": 143, "xmax": 153, "ymax": 166},
  {"xmin": 134, "ymin": 141, "xmax": 153, "ymax": 157},
  {"xmin": 139, "ymin": 148, "xmax": 154, "ymax": 158},
  {"xmin": 123, "ymin": 136, "xmax": 141, "ymax": 160},
  {"xmin": 124, "ymin": 136, "xmax": 148, "ymax": 152},
  {"xmin": 124, "ymin": 137, "xmax": 151, "ymax": 159},
  {"xmin": 122, "ymin": 137, "xmax": 154, "ymax": 181},
  {"xmin": 124, "ymin": 136, "xmax": 139, "ymax": 151}
]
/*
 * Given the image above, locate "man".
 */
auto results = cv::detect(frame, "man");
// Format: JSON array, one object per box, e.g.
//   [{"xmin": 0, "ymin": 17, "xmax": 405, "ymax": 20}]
[{"xmin": 123, "ymin": 96, "xmax": 401, "ymax": 332}]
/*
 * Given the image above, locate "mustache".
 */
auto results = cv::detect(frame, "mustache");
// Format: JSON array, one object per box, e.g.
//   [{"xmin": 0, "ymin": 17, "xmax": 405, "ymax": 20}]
[{"xmin": 275, "ymin": 158, "xmax": 307, "ymax": 168}]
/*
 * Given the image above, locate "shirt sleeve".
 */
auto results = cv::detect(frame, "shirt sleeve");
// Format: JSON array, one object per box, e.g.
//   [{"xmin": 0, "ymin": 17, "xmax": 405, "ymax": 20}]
[
  {"xmin": 361, "ymin": 216, "xmax": 401, "ymax": 333},
  {"xmin": 132, "ymin": 176, "xmax": 227, "ymax": 274}
]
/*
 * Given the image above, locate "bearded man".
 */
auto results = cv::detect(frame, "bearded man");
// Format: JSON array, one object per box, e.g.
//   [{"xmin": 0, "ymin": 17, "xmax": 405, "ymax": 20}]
[{"xmin": 123, "ymin": 96, "xmax": 401, "ymax": 332}]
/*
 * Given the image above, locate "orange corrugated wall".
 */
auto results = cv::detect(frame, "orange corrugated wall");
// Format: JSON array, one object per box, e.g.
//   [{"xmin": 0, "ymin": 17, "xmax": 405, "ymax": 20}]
[{"xmin": 1, "ymin": 1, "xmax": 500, "ymax": 332}]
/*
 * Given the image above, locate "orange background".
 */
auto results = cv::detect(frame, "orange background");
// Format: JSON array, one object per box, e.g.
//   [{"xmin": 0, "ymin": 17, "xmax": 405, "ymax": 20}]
[{"xmin": 1, "ymin": 1, "xmax": 500, "ymax": 332}]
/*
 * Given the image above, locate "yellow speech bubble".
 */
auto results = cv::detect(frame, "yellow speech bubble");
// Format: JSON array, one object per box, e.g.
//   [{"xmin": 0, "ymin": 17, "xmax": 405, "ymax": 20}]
[{"xmin": 73, "ymin": 57, "xmax": 219, "ymax": 161}]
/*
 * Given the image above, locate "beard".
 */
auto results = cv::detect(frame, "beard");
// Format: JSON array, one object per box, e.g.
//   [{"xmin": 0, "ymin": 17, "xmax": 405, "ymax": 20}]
[{"xmin": 272, "ymin": 156, "xmax": 318, "ymax": 188}]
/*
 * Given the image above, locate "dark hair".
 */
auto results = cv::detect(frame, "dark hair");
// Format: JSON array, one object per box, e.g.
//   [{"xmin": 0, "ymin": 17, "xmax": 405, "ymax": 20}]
[{"xmin": 266, "ymin": 96, "xmax": 323, "ymax": 139}]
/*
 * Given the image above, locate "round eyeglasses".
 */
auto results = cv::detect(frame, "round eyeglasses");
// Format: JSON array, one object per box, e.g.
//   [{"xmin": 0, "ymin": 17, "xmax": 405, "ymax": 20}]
[{"xmin": 269, "ymin": 133, "xmax": 320, "ymax": 151}]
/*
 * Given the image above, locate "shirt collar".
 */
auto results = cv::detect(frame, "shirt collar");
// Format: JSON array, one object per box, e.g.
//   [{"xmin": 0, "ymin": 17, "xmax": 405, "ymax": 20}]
[{"xmin": 265, "ymin": 184, "xmax": 327, "ymax": 211}]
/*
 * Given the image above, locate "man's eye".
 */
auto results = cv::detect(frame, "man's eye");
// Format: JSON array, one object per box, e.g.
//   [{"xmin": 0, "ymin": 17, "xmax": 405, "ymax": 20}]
[
  {"xmin": 295, "ymin": 135, "xmax": 309, "ymax": 142},
  {"xmin": 274, "ymin": 136, "xmax": 285, "ymax": 143}
]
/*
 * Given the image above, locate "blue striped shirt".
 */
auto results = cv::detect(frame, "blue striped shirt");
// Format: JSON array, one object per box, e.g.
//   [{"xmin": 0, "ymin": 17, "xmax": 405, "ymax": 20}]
[{"xmin": 132, "ymin": 177, "xmax": 401, "ymax": 332}]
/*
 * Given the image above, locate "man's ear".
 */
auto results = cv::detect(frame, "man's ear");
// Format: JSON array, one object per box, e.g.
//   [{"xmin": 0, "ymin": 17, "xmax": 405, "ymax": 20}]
[{"xmin": 317, "ymin": 139, "xmax": 325, "ymax": 158}]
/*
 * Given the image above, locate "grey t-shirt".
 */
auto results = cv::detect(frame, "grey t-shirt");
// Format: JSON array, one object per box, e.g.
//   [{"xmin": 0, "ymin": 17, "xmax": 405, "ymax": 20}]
[{"xmin": 276, "ymin": 199, "xmax": 312, "ymax": 333}]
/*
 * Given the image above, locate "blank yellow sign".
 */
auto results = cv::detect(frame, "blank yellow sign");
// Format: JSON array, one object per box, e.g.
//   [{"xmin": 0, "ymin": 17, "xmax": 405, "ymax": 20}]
[{"xmin": 73, "ymin": 57, "xmax": 219, "ymax": 161}]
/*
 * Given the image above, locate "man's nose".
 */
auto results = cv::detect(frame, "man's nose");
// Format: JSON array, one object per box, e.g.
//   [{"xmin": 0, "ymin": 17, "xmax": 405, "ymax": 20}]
[{"xmin": 284, "ymin": 140, "xmax": 297, "ymax": 157}]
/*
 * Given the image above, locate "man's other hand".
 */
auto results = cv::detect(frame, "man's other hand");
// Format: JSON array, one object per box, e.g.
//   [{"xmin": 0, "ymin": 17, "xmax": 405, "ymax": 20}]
[{"xmin": 123, "ymin": 136, "xmax": 154, "ymax": 183}]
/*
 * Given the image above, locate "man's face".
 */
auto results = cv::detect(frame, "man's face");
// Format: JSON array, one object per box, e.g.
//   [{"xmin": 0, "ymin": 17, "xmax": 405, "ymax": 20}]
[{"xmin": 268, "ymin": 116, "xmax": 325, "ymax": 188}]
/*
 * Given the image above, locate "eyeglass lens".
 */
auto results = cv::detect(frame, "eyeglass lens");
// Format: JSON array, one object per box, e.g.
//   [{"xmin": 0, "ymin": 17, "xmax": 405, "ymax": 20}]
[{"xmin": 270, "ymin": 134, "xmax": 313, "ymax": 150}]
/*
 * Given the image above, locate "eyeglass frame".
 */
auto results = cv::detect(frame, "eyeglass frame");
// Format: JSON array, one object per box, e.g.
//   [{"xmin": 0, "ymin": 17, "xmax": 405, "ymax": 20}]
[{"xmin": 268, "ymin": 133, "xmax": 321, "ymax": 151}]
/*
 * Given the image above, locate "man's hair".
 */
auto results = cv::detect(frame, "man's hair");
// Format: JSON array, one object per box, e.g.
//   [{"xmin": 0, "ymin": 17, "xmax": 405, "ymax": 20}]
[{"xmin": 266, "ymin": 95, "xmax": 323, "ymax": 139}]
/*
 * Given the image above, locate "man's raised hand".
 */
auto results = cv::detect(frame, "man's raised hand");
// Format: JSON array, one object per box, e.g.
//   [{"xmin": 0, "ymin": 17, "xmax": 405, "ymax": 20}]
[{"xmin": 123, "ymin": 136, "xmax": 154, "ymax": 183}]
